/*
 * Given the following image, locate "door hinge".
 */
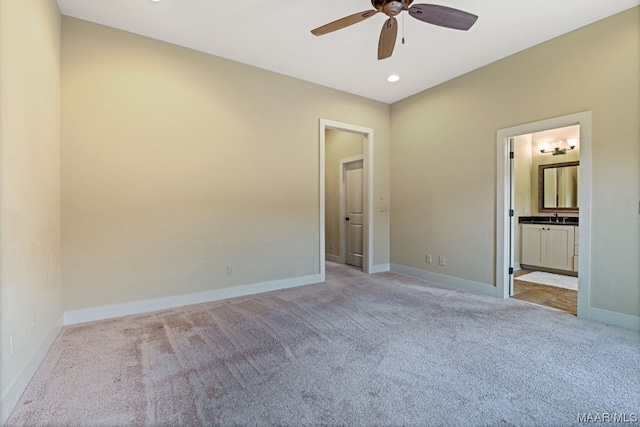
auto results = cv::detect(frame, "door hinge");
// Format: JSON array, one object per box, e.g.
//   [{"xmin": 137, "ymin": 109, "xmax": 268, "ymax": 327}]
[
  {"xmin": 509, "ymin": 209, "xmax": 514, "ymax": 217},
  {"xmin": 509, "ymin": 151, "xmax": 514, "ymax": 159},
  {"xmin": 509, "ymin": 267, "xmax": 514, "ymax": 275}
]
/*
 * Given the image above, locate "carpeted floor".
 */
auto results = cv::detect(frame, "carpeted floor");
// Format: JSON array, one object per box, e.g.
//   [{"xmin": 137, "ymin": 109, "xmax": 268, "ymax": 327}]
[{"xmin": 7, "ymin": 262, "xmax": 640, "ymax": 426}]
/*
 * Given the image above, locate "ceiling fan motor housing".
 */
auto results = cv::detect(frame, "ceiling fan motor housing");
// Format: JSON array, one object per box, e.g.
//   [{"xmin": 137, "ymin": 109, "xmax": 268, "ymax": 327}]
[{"xmin": 372, "ymin": 0, "xmax": 413, "ymax": 16}]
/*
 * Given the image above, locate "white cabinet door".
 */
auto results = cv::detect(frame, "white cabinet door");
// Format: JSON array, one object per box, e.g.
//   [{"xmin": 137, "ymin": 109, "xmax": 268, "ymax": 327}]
[
  {"xmin": 521, "ymin": 224, "xmax": 544, "ymax": 266},
  {"xmin": 546, "ymin": 225, "xmax": 575, "ymax": 271},
  {"xmin": 521, "ymin": 224, "xmax": 575, "ymax": 271}
]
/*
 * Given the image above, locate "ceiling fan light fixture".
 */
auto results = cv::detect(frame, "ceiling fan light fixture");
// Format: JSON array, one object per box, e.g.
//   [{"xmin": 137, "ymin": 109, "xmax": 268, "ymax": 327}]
[
  {"xmin": 383, "ymin": 1, "xmax": 405, "ymax": 16},
  {"xmin": 387, "ymin": 74, "xmax": 400, "ymax": 82}
]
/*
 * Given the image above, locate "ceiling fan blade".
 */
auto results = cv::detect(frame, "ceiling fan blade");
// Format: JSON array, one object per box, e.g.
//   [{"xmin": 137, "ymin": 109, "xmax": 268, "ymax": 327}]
[
  {"xmin": 311, "ymin": 10, "xmax": 378, "ymax": 36},
  {"xmin": 378, "ymin": 17, "xmax": 398, "ymax": 60},
  {"xmin": 408, "ymin": 4, "xmax": 478, "ymax": 30}
]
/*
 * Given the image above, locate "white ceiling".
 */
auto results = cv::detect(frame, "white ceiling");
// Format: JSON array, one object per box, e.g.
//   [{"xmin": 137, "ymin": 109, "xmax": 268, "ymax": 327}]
[{"xmin": 55, "ymin": 0, "xmax": 639, "ymax": 104}]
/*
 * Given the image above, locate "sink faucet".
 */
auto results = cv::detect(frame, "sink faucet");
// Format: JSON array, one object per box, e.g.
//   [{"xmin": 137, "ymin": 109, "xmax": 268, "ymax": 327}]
[{"xmin": 554, "ymin": 213, "xmax": 558, "ymax": 222}]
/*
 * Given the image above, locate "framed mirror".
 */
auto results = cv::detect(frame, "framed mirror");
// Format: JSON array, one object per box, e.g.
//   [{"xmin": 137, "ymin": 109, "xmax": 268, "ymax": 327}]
[{"xmin": 538, "ymin": 161, "xmax": 579, "ymax": 212}]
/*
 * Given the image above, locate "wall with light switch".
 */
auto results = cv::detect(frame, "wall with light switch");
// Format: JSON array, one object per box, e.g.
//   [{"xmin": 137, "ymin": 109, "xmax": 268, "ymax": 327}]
[{"xmin": 390, "ymin": 7, "xmax": 639, "ymax": 319}]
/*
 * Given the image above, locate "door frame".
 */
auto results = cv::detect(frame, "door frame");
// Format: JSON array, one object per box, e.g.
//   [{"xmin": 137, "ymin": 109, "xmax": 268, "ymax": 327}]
[
  {"xmin": 340, "ymin": 156, "xmax": 364, "ymax": 265},
  {"xmin": 319, "ymin": 119, "xmax": 374, "ymax": 279},
  {"xmin": 496, "ymin": 111, "xmax": 592, "ymax": 319}
]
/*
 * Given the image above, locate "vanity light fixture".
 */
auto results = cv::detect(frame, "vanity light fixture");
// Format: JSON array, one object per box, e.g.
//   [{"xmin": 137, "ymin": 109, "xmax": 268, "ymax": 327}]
[{"xmin": 538, "ymin": 138, "xmax": 578, "ymax": 155}]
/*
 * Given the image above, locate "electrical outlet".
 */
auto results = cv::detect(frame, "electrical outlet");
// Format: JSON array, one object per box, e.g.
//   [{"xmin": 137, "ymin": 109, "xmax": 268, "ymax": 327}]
[
  {"xmin": 32, "ymin": 313, "xmax": 36, "ymax": 332},
  {"xmin": 226, "ymin": 265, "xmax": 234, "ymax": 276},
  {"xmin": 329, "ymin": 242, "xmax": 334, "ymax": 250},
  {"xmin": 10, "ymin": 335, "xmax": 14, "ymax": 357},
  {"xmin": 426, "ymin": 254, "xmax": 432, "ymax": 264},
  {"xmin": 438, "ymin": 256, "xmax": 446, "ymax": 266}
]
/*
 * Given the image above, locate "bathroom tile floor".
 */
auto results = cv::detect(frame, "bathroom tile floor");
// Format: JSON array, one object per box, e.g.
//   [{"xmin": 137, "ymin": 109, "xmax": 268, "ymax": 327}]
[{"xmin": 512, "ymin": 270, "xmax": 577, "ymax": 316}]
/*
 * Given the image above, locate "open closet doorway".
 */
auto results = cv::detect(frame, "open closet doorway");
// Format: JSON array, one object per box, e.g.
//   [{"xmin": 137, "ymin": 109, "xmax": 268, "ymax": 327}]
[
  {"xmin": 496, "ymin": 112, "xmax": 592, "ymax": 319},
  {"xmin": 319, "ymin": 119, "xmax": 374, "ymax": 279}
]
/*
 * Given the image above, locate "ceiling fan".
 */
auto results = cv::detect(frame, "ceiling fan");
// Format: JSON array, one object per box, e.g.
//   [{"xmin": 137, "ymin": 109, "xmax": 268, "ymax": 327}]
[{"xmin": 311, "ymin": 0, "xmax": 478, "ymax": 60}]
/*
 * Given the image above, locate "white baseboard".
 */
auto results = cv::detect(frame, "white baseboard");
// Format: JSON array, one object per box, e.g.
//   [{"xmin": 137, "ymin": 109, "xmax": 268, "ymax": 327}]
[
  {"xmin": 325, "ymin": 254, "xmax": 341, "ymax": 263},
  {"xmin": 391, "ymin": 264, "xmax": 639, "ymax": 332},
  {"xmin": 323, "ymin": 258, "xmax": 389, "ymax": 274},
  {"xmin": 390, "ymin": 264, "xmax": 497, "ymax": 297},
  {"xmin": 587, "ymin": 306, "xmax": 640, "ymax": 332},
  {"xmin": 64, "ymin": 274, "xmax": 323, "ymax": 326},
  {"xmin": 1, "ymin": 315, "xmax": 63, "ymax": 426},
  {"xmin": 370, "ymin": 263, "xmax": 390, "ymax": 274}
]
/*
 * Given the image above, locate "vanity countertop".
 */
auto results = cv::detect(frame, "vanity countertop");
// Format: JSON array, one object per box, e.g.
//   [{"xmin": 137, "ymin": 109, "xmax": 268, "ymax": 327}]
[{"xmin": 519, "ymin": 216, "xmax": 579, "ymax": 225}]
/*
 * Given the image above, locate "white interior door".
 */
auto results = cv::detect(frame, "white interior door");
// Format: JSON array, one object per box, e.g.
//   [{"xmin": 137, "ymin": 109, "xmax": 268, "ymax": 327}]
[
  {"xmin": 508, "ymin": 137, "xmax": 515, "ymax": 296},
  {"xmin": 345, "ymin": 160, "xmax": 364, "ymax": 268}
]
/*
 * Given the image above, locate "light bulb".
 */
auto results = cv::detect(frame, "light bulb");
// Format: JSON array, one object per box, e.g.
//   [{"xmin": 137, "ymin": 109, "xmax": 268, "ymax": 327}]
[{"xmin": 537, "ymin": 142, "xmax": 550, "ymax": 153}]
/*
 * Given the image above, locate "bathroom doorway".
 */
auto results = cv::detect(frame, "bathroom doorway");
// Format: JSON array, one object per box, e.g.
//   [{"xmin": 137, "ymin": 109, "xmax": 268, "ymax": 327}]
[
  {"xmin": 496, "ymin": 112, "xmax": 592, "ymax": 319},
  {"xmin": 510, "ymin": 126, "xmax": 579, "ymax": 315}
]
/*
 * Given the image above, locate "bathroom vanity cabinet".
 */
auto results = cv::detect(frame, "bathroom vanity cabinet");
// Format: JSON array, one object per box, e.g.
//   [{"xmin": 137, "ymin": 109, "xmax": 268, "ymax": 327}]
[{"xmin": 521, "ymin": 224, "xmax": 576, "ymax": 272}]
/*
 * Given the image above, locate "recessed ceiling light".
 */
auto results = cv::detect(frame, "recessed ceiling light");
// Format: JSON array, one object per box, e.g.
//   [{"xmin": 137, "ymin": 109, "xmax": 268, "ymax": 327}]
[{"xmin": 387, "ymin": 74, "xmax": 400, "ymax": 83}]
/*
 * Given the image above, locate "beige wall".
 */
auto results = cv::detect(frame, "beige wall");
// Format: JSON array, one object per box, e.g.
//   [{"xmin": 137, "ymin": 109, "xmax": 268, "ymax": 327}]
[
  {"xmin": 61, "ymin": 17, "xmax": 390, "ymax": 311},
  {"xmin": 390, "ymin": 7, "xmax": 640, "ymax": 317},
  {"xmin": 325, "ymin": 129, "xmax": 363, "ymax": 258},
  {"xmin": 0, "ymin": 0, "xmax": 62, "ymax": 406}
]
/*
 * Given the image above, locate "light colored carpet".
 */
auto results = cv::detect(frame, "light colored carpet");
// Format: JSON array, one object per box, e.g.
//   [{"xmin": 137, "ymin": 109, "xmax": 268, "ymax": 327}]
[
  {"xmin": 517, "ymin": 271, "xmax": 578, "ymax": 291},
  {"xmin": 7, "ymin": 262, "xmax": 640, "ymax": 426}
]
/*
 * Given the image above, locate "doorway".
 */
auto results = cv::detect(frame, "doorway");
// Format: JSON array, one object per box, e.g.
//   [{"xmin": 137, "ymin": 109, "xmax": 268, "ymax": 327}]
[
  {"xmin": 343, "ymin": 159, "xmax": 364, "ymax": 268},
  {"xmin": 319, "ymin": 119, "xmax": 374, "ymax": 280},
  {"xmin": 496, "ymin": 112, "xmax": 592, "ymax": 319},
  {"xmin": 508, "ymin": 126, "xmax": 580, "ymax": 315}
]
